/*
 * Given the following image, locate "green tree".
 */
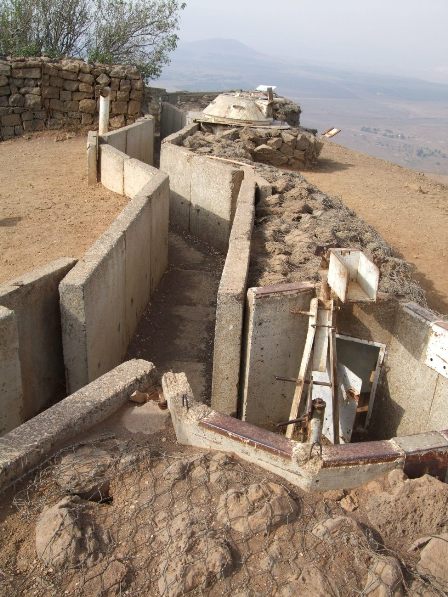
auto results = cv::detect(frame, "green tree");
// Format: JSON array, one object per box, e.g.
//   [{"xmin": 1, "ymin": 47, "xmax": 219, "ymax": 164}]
[{"xmin": 0, "ymin": 0, "xmax": 185, "ymax": 78}]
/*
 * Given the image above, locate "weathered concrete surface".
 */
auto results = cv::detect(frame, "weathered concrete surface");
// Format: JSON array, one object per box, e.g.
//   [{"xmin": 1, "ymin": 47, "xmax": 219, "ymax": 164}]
[
  {"xmin": 163, "ymin": 371, "xmax": 405, "ymax": 492},
  {"xmin": 211, "ymin": 176, "xmax": 256, "ymax": 415},
  {"xmin": 99, "ymin": 144, "xmax": 129, "ymax": 195},
  {"xmin": 190, "ymin": 156, "xmax": 244, "ymax": 250},
  {"xmin": 148, "ymin": 175, "xmax": 170, "ymax": 291},
  {"xmin": 127, "ymin": 233, "xmax": 223, "ymax": 402},
  {"xmin": 60, "ymin": 172, "xmax": 169, "ymax": 393},
  {"xmin": 86, "ymin": 130, "xmax": 98, "ymax": 186},
  {"xmin": 100, "ymin": 116, "xmax": 154, "ymax": 165},
  {"xmin": 160, "ymin": 141, "xmax": 193, "ymax": 229},
  {"xmin": 0, "ymin": 258, "xmax": 77, "ymax": 421},
  {"xmin": 125, "ymin": 117, "xmax": 154, "ymax": 164},
  {"xmin": 0, "ymin": 360, "xmax": 155, "ymax": 492},
  {"xmin": 160, "ymin": 125, "xmax": 244, "ymax": 251},
  {"xmin": 160, "ymin": 102, "xmax": 186, "ymax": 140},
  {"xmin": 0, "ymin": 307, "xmax": 22, "ymax": 435},
  {"xmin": 241, "ymin": 283, "xmax": 316, "ymax": 428},
  {"xmin": 381, "ymin": 303, "xmax": 448, "ymax": 437},
  {"xmin": 124, "ymin": 158, "xmax": 158, "ymax": 198}
]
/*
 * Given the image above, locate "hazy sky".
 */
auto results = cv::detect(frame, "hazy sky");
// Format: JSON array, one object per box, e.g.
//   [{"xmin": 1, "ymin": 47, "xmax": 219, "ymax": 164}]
[{"xmin": 177, "ymin": 0, "xmax": 448, "ymax": 83}]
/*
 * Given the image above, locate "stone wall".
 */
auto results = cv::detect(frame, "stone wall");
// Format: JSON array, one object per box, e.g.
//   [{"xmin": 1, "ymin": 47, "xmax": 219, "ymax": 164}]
[{"xmin": 0, "ymin": 57, "xmax": 143, "ymax": 141}]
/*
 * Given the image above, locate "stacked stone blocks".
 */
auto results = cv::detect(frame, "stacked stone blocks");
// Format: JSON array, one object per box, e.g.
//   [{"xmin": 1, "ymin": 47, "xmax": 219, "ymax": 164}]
[{"xmin": 0, "ymin": 58, "xmax": 143, "ymax": 141}]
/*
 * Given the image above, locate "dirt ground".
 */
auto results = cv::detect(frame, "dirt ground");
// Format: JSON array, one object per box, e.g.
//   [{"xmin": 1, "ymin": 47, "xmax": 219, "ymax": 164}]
[
  {"xmin": 0, "ymin": 132, "xmax": 128, "ymax": 285},
  {"xmin": 127, "ymin": 232, "xmax": 224, "ymax": 404},
  {"xmin": 302, "ymin": 141, "xmax": 448, "ymax": 314},
  {"xmin": 0, "ymin": 428, "xmax": 447, "ymax": 596}
]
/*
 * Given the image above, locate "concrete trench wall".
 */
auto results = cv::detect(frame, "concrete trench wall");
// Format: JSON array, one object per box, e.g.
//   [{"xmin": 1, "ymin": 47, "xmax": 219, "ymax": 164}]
[
  {"xmin": 61, "ymin": 143, "xmax": 169, "ymax": 393},
  {"xmin": 338, "ymin": 299, "xmax": 448, "ymax": 438},
  {"xmin": 211, "ymin": 175, "xmax": 256, "ymax": 415},
  {"xmin": 1, "ymin": 116, "xmax": 160, "ymax": 432},
  {"xmin": 99, "ymin": 116, "xmax": 154, "ymax": 166},
  {"xmin": 240, "ymin": 282, "xmax": 316, "ymax": 428},
  {"xmin": 160, "ymin": 102, "xmax": 187, "ymax": 140},
  {"xmin": 0, "ymin": 259, "xmax": 77, "ymax": 434},
  {"xmin": 160, "ymin": 125, "xmax": 245, "ymax": 251}
]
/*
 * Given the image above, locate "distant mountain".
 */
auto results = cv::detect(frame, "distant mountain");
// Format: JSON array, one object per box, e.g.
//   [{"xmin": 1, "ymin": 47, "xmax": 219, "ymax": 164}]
[
  {"xmin": 158, "ymin": 38, "xmax": 448, "ymax": 103},
  {"xmin": 157, "ymin": 38, "xmax": 448, "ymax": 176}
]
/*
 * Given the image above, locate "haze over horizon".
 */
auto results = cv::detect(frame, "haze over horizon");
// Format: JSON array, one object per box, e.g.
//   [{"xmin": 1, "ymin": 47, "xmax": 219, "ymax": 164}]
[{"xmin": 174, "ymin": 0, "xmax": 448, "ymax": 85}]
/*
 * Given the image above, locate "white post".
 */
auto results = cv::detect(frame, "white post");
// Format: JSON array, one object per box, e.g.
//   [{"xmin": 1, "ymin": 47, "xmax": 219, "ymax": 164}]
[{"xmin": 98, "ymin": 87, "xmax": 111, "ymax": 135}]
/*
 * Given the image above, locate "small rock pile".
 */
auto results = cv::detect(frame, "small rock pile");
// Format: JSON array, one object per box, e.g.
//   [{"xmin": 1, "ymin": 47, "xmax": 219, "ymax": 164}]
[
  {"xmin": 183, "ymin": 125, "xmax": 323, "ymax": 167},
  {"xmin": 0, "ymin": 57, "xmax": 143, "ymax": 140}
]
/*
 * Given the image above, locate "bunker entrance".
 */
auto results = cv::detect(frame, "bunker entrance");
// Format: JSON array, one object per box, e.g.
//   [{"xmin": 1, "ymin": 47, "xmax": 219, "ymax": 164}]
[{"xmin": 238, "ymin": 249, "xmax": 448, "ymax": 447}]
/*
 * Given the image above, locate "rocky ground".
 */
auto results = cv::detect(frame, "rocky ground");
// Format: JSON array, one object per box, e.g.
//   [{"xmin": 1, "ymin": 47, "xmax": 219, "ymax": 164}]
[
  {"xmin": 0, "ymin": 436, "xmax": 447, "ymax": 596},
  {"xmin": 183, "ymin": 132, "xmax": 425, "ymax": 304}
]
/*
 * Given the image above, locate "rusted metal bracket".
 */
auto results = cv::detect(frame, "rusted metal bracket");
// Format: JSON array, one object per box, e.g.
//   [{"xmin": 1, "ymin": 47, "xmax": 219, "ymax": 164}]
[{"xmin": 275, "ymin": 376, "xmax": 332, "ymax": 387}]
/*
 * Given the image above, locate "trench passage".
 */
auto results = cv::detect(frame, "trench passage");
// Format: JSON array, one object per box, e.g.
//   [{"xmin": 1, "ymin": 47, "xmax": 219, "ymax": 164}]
[{"xmin": 127, "ymin": 232, "xmax": 224, "ymax": 403}]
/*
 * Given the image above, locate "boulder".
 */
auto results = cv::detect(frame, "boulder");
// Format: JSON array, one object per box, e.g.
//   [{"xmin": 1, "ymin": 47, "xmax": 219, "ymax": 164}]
[
  {"xmin": 216, "ymin": 481, "xmax": 298, "ymax": 535},
  {"xmin": 79, "ymin": 99, "xmax": 97, "ymax": 114},
  {"xmin": 158, "ymin": 532, "xmax": 233, "ymax": 597},
  {"xmin": 411, "ymin": 534, "xmax": 448, "ymax": 589},
  {"xmin": 267, "ymin": 136, "xmax": 283, "ymax": 150},
  {"xmin": 35, "ymin": 496, "xmax": 108, "ymax": 569},
  {"xmin": 312, "ymin": 515, "xmax": 360, "ymax": 540},
  {"xmin": 54, "ymin": 446, "xmax": 114, "ymax": 501},
  {"xmin": 253, "ymin": 144, "xmax": 289, "ymax": 167},
  {"xmin": 363, "ymin": 556, "xmax": 403, "ymax": 597}
]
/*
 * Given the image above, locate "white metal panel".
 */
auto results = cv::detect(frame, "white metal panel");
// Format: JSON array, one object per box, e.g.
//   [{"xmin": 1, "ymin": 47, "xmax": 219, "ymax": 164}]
[
  {"xmin": 328, "ymin": 248, "xmax": 379, "ymax": 303},
  {"xmin": 312, "ymin": 303, "xmax": 332, "ymax": 372},
  {"xmin": 338, "ymin": 364, "xmax": 362, "ymax": 443},
  {"xmin": 358, "ymin": 252, "xmax": 380, "ymax": 302},
  {"xmin": 426, "ymin": 322, "xmax": 448, "ymax": 379},
  {"xmin": 328, "ymin": 252, "xmax": 348, "ymax": 302}
]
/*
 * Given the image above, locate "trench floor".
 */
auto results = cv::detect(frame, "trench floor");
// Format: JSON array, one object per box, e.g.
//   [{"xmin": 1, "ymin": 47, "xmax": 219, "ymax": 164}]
[{"xmin": 127, "ymin": 231, "xmax": 224, "ymax": 403}]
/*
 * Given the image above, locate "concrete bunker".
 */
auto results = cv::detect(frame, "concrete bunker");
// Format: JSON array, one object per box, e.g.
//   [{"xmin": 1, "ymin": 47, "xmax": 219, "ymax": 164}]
[
  {"xmin": 0, "ymin": 86, "xmax": 447, "ymax": 498},
  {"xmin": 157, "ymin": 94, "xmax": 448, "ymax": 490}
]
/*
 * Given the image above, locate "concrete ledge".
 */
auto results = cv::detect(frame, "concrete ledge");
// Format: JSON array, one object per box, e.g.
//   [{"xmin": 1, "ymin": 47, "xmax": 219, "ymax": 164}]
[
  {"xmin": 211, "ymin": 176, "xmax": 256, "ymax": 415},
  {"xmin": 164, "ymin": 371, "xmax": 437, "ymax": 491},
  {"xmin": 0, "ymin": 258, "xmax": 77, "ymax": 422},
  {"xmin": 60, "ymin": 172, "xmax": 169, "ymax": 393},
  {"xmin": 0, "ymin": 307, "xmax": 22, "ymax": 435},
  {"xmin": 0, "ymin": 359, "xmax": 155, "ymax": 493}
]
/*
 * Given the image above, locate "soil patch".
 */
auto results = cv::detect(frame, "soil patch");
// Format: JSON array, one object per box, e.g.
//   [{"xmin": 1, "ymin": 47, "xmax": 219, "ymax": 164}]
[
  {"xmin": 0, "ymin": 131, "xmax": 128, "ymax": 284},
  {"xmin": 302, "ymin": 141, "xmax": 448, "ymax": 314}
]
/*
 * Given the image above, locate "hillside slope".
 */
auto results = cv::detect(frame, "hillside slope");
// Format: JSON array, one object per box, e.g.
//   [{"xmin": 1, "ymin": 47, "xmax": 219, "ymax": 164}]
[{"xmin": 302, "ymin": 141, "xmax": 448, "ymax": 313}]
